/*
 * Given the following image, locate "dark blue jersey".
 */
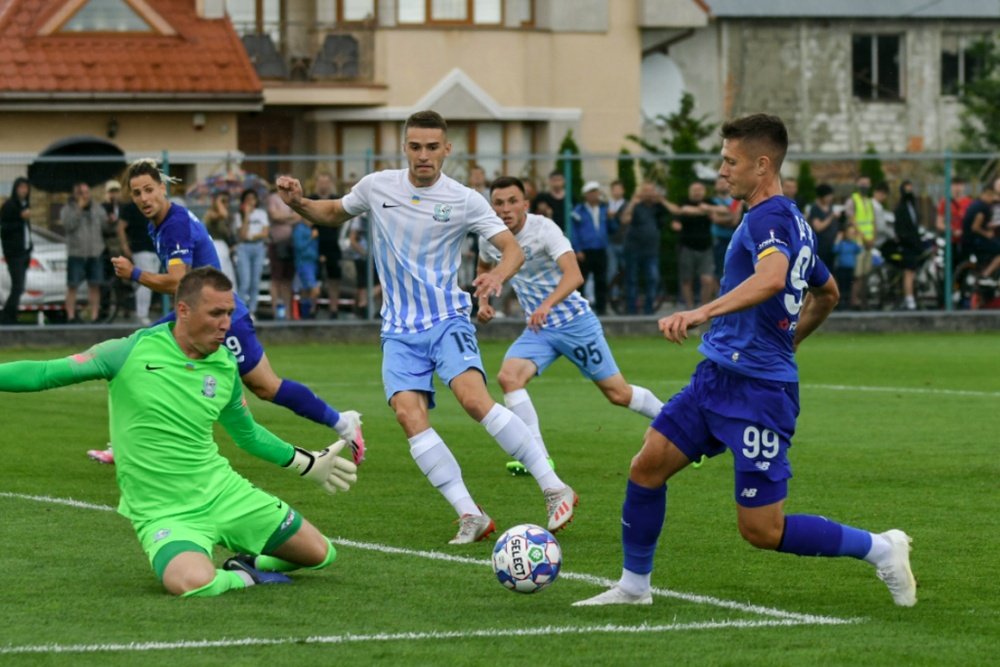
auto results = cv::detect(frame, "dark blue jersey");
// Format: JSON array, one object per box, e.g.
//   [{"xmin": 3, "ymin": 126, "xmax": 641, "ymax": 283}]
[
  {"xmin": 699, "ymin": 195, "xmax": 831, "ymax": 382},
  {"xmin": 150, "ymin": 203, "xmax": 249, "ymax": 319}
]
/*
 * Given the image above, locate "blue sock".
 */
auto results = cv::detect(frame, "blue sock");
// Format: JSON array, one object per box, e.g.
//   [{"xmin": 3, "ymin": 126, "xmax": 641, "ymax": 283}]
[
  {"xmin": 621, "ymin": 480, "xmax": 666, "ymax": 575},
  {"xmin": 273, "ymin": 379, "xmax": 339, "ymax": 428},
  {"xmin": 778, "ymin": 514, "xmax": 873, "ymax": 559}
]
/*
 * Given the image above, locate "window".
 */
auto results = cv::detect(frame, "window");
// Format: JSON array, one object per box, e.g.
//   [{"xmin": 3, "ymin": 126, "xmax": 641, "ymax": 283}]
[
  {"xmin": 226, "ymin": 0, "xmax": 280, "ymax": 44},
  {"xmin": 852, "ymin": 34, "xmax": 903, "ymax": 101},
  {"xmin": 397, "ymin": 0, "xmax": 503, "ymax": 25},
  {"xmin": 340, "ymin": 0, "xmax": 376, "ymax": 22},
  {"xmin": 941, "ymin": 33, "xmax": 987, "ymax": 96},
  {"xmin": 61, "ymin": 0, "xmax": 151, "ymax": 32}
]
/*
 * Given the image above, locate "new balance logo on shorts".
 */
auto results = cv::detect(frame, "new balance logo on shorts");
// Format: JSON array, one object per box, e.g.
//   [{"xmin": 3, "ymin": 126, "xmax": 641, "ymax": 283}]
[{"xmin": 740, "ymin": 488, "xmax": 758, "ymax": 499}]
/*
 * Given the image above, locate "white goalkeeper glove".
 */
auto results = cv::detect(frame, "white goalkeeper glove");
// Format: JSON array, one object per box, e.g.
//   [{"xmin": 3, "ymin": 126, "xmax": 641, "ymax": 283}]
[{"xmin": 285, "ymin": 440, "xmax": 358, "ymax": 494}]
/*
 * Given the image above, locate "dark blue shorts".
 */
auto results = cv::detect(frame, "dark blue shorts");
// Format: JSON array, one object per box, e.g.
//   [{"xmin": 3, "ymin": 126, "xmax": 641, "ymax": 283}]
[
  {"xmin": 651, "ymin": 359, "xmax": 799, "ymax": 507},
  {"xmin": 154, "ymin": 308, "xmax": 264, "ymax": 376},
  {"xmin": 67, "ymin": 256, "xmax": 104, "ymax": 287}
]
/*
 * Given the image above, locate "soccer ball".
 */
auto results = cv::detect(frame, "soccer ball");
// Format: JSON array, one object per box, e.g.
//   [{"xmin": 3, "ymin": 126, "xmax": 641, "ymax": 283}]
[{"xmin": 491, "ymin": 523, "xmax": 562, "ymax": 594}]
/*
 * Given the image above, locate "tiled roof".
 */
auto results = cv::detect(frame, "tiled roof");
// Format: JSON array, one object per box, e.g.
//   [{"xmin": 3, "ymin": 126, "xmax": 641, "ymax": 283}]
[{"xmin": 0, "ymin": 0, "xmax": 260, "ymax": 97}]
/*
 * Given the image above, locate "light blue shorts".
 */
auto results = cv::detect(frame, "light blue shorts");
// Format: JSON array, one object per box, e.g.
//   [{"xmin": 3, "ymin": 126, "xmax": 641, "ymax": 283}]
[
  {"xmin": 381, "ymin": 317, "xmax": 486, "ymax": 409},
  {"xmin": 504, "ymin": 311, "xmax": 619, "ymax": 381}
]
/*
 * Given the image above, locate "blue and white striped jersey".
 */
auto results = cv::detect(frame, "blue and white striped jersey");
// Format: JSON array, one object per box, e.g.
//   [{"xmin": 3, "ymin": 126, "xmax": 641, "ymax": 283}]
[
  {"xmin": 479, "ymin": 213, "xmax": 590, "ymax": 328},
  {"xmin": 341, "ymin": 169, "xmax": 507, "ymax": 334}
]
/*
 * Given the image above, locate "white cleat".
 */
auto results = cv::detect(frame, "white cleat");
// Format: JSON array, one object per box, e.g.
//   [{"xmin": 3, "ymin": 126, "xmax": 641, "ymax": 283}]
[
  {"xmin": 448, "ymin": 510, "xmax": 496, "ymax": 545},
  {"xmin": 544, "ymin": 486, "xmax": 578, "ymax": 533},
  {"xmin": 876, "ymin": 529, "xmax": 917, "ymax": 607},
  {"xmin": 573, "ymin": 585, "xmax": 653, "ymax": 607},
  {"xmin": 338, "ymin": 410, "xmax": 366, "ymax": 466}
]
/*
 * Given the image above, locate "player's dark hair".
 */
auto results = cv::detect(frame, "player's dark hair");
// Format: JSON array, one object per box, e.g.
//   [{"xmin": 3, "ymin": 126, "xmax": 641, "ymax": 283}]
[
  {"xmin": 176, "ymin": 266, "xmax": 232, "ymax": 307},
  {"xmin": 720, "ymin": 114, "xmax": 788, "ymax": 170},
  {"xmin": 490, "ymin": 176, "xmax": 526, "ymax": 197},
  {"xmin": 404, "ymin": 110, "xmax": 448, "ymax": 135}
]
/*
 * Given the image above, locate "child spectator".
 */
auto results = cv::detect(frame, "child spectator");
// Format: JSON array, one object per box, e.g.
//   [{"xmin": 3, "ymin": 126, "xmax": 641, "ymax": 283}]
[
  {"xmin": 292, "ymin": 218, "xmax": 320, "ymax": 319},
  {"xmin": 833, "ymin": 226, "xmax": 863, "ymax": 310}
]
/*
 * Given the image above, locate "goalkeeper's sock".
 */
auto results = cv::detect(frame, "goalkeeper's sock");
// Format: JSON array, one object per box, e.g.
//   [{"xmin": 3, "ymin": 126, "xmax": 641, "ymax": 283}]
[
  {"xmin": 256, "ymin": 538, "xmax": 337, "ymax": 572},
  {"xmin": 481, "ymin": 403, "xmax": 560, "ymax": 491},
  {"xmin": 777, "ymin": 514, "xmax": 874, "ymax": 559},
  {"xmin": 180, "ymin": 570, "xmax": 247, "ymax": 598},
  {"xmin": 503, "ymin": 389, "xmax": 551, "ymax": 459},
  {"xmin": 409, "ymin": 429, "xmax": 479, "ymax": 517},
  {"xmin": 274, "ymin": 379, "xmax": 340, "ymax": 428},
  {"xmin": 628, "ymin": 385, "xmax": 664, "ymax": 419}
]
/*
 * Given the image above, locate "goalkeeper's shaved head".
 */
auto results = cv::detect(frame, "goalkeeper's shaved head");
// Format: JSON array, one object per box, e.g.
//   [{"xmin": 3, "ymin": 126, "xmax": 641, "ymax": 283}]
[{"xmin": 176, "ymin": 267, "xmax": 233, "ymax": 308}]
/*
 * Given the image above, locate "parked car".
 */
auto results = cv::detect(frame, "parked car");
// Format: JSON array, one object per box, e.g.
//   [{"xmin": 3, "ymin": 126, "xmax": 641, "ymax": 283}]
[{"xmin": 0, "ymin": 227, "xmax": 68, "ymax": 310}]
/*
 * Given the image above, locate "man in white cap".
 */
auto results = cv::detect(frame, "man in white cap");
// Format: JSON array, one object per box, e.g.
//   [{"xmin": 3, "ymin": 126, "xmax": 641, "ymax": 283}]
[{"xmin": 570, "ymin": 181, "xmax": 613, "ymax": 315}]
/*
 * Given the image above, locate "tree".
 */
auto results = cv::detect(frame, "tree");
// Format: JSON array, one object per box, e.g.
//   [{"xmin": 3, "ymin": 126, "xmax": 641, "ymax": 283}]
[
  {"xmin": 859, "ymin": 145, "xmax": 886, "ymax": 186},
  {"xmin": 617, "ymin": 148, "xmax": 637, "ymax": 200},
  {"xmin": 555, "ymin": 129, "xmax": 583, "ymax": 206},
  {"xmin": 957, "ymin": 36, "xmax": 1000, "ymax": 178},
  {"xmin": 797, "ymin": 161, "xmax": 817, "ymax": 205}
]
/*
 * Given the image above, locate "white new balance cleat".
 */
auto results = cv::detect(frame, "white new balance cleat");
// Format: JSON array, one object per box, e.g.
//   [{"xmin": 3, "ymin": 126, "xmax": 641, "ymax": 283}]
[
  {"xmin": 544, "ymin": 486, "xmax": 578, "ymax": 533},
  {"xmin": 876, "ymin": 529, "xmax": 917, "ymax": 607},
  {"xmin": 572, "ymin": 585, "xmax": 653, "ymax": 607},
  {"xmin": 448, "ymin": 510, "xmax": 496, "ymax": 545},
  {"xmin": 87, "ymin": 444, "xmax": 115, "ymax": 465},
  {"xmin": 338, "ymin": 410, "xmax": 366, "ymax": 466}
]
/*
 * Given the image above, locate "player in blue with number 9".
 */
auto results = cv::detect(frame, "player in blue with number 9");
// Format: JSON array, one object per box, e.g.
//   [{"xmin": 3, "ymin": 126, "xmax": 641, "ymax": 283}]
[
  {"xmin": 575, "ymin": 114, "xmax": 917, "ymax": 609},
  {"xmin": 477, "ymin": 176, "xmax": 664, "ymax": 475},
  {"xmin": 98, "ymin": 159, "xmax": 365, "ymax": 467}
]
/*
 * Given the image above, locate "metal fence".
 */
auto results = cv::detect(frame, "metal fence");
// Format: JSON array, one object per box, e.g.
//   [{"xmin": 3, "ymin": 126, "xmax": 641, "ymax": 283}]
[{"xmin": 1, "ymin": 149, "xmax": 998, "ymax": 325}]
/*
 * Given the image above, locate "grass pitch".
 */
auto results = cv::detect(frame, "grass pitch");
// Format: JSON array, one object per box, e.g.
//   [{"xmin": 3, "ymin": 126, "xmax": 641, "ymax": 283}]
[{"xmin": 0, "ymin": 331, "xmax": 997, "ymax": 665}]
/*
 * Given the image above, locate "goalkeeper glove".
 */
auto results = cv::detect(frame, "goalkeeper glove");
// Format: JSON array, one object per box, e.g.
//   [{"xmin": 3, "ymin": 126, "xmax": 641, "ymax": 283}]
[{"xmin": 285, "ymin": 440, "xmax": 358, "ymax": 494}]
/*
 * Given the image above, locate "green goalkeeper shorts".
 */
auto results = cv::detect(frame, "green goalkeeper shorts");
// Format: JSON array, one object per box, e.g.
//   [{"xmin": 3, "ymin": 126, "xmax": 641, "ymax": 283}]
[{"xmin": 134, "ymin": 473, "xmax": 303, "ymax": 579}]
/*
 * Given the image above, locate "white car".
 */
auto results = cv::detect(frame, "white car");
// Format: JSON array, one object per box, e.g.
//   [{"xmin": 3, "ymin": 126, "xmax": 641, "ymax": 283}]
[{"xmin": 0, "ymin": 227, "xmax": 68, "ymax": 310}]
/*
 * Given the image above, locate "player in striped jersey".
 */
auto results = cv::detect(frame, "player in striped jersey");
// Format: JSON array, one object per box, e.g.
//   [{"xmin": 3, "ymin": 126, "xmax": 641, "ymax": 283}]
[
  {"xmin": 276, "ymin": 110, "xmax": 578, "ymax": 544},
  {"xmin": 477, "ymin": 176, "xmax": 664, "ymax": 474}
]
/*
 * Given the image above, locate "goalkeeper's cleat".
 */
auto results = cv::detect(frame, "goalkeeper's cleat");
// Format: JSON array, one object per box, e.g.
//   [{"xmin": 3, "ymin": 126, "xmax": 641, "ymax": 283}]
[
  {"xmin": 572, "ymin": 585, "xmax": 653, "ymax": 607},
  {"xmin": 506, "ymin": 457, "xmax": 555, "ymax": 476},
  {"xmin": 87, "ymin": 445, "xmax": 115, "ymax": 465},
  {"xmin": 223, "ymin": 555, "xmax": 292, "ymax": 585},
  {"xmin": 339, "ymin": 410, "xmax": 366, "ymax": 466},
  {"xmin": 448, "ymin": 509, "xmax": 495, "ymax": 545},
  {"xmin": 544, "ymin": 485, "xmax": 578, "ymax": 533},
  {"xmin": 690, "ymin": 455, "xmax": 707, "ymax": 469},
  {"xmin": 875, "ymin": 529, "xmax": 917, "ymax": 607}
]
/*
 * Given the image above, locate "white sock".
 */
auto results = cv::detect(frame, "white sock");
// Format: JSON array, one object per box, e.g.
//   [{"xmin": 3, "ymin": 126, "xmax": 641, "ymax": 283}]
[
  {"xmin": 863, "ymin": 532, "xmax": 893, "ymax": 566},
  {"xmin": 480, "ymin": 403, "xmax": 562, "ymax": 490},
  {"xmin": 628, "ymin": 385, "xmax": 664, "ymax": 419},
  {"xmin": 409, "ymin": 429, "xmax": 478, "ymax": 517},
  {"xmin": 504, "ymin": 389, "xmax": 550, "ymax": 459},
  {"xmin": 618, "ymin": 568, "xmax": 651, "ymax": 596}
]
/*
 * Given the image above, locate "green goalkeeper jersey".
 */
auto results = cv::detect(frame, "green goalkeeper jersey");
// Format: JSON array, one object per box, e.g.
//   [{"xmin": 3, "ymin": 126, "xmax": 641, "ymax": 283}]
[{"xmin": 0, "ymin": 323, "xmax": 295, "ymax": 521}]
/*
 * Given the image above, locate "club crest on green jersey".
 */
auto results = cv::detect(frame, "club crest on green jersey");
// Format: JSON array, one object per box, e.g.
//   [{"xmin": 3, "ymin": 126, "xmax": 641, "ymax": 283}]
[{"xmin": 202, "ymin": 375, "xmax": 217, "ymax": 398}]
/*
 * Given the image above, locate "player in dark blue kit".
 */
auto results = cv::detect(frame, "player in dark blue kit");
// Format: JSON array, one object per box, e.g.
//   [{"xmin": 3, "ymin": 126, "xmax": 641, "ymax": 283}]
[
  {"xmin": 95, "ymin": 159, "xmax": 365, "ymax": 466},
  {"xmin": 575, "ymin": 114, "xmax": 916, "ymax": 608}
]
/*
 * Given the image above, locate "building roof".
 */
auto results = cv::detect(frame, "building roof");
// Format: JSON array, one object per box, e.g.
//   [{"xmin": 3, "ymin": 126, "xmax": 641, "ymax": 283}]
[
  {"xmin": 706, "ymin": 0, "xmax": 1000, "ymax": 19},
  {"xmin": 0, "ymin": 0, "xmax": 261, "ymax": 104}
]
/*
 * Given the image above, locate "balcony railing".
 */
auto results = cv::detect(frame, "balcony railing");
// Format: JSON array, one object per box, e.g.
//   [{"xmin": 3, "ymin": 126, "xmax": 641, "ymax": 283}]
[{"xmin": 234, "ymin": 21, "xmax": 375, "ymax": 83}]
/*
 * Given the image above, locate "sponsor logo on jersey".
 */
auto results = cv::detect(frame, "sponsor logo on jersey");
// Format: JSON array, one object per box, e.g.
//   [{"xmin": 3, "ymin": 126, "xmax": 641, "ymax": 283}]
[
  {"xmin": 754, "ymin": 461, "xmax": 771, "ymax": 471},
  {"xmin": 145, "ymin": 363, "xmax": 165, "ymax": 371},
  {"xmin": 153, "ymin": 528, "xmax": 171, "ymax": 542},
  {"xmin": 281, "ymin": 509, "xmax": 296, "ymax": 531},
  {"xmin": 382, "ymin": 202, "xmax": 401, "ymax": 208},
  {"xmin": 757, "ymin": 229, "xmax": 788, "ymax": 252},
  {"xmin": 202, "ymin": 374, "xmax": 217, "ymax": 398},
  {"xmin": 433, "ymin": 203, "xmax": 453, "ymax": 222},
  {"xmin": 739, "ymin": 488, "xmax": 758, "ymax": 498},
  {"xmin": 731, "ymin": 352, "xmax": 740, "ymax": 362}
]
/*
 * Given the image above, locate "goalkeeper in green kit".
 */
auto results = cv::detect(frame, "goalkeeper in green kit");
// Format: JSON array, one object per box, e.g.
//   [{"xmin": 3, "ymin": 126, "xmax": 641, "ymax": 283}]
[{"xmin": 0, "ymin": 267, "xmax": 357, "ymax": 597}]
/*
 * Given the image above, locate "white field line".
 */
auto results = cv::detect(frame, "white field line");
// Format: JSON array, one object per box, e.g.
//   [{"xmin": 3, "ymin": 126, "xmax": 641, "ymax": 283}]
[
  {"xmin": 0, "ymin": 617, "xmax": 858, "ymax": 656},
  {"xmin": 2, "ymin": 493, "xmax": 859, "ymax": 629}
]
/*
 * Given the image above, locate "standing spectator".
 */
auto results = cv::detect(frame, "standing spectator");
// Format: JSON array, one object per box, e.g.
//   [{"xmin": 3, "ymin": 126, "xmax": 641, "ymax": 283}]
[
  {"xmin": 116, "ymin": 200, "xmax": 160, "ymax": 325},
  {"xmin": 935, "ymin": 176, "xmax": 972, "ymax": 260},
  {"xmin": 962, "ymin": 185, "xmax": 1000, "ymax": 280},
  {"xmin": 872, "ymin": 182, "xmax": 895, "ymax": 252},
  {"xmin": 468, "ymin": 165, "xmax": 490, "ymax": 201},
  {"xmin": 62, "ymin": 182, "xmax": 107, "ymax": 323},
  {"xmin": 672, "ymin": 181, "xmax": 718, "ymax": 309},
  {"xmin": 0, "ymin": 177, "xmax": 31, "ymax": 324},
  {"xmin": 346, "ymin": 214, "xmax": 380, "ymax": 319},
  {"xmin": 620, "ymin": 182, "xmax": 671, "ymax": 314},
  {"xmin": 235, "ymin": 189, "xmax": 269, "ymax": 319},
  {"xmin": 203, "ymin": 191, "xmax": 237, "ymax": 284},
  {"xmin": 532, "ymin": 170, "xmax": 568, "ymax": 231},
  {"xmin": 833, "ymin": 226, "xmax": 863, "ymax": 309},
  {"xmin": 570, "ymin": 181, "xmax": 613, "ymax": 315},
  {"xmin": 807, "ymin": 184, "xmax": 839, "ymax": 271},
  {"xmin": 709, "ymin": 175, "xmax": 741, "ymax": 282},
  {"xmin": 100, "ymin": 180, "xmax": 130, "ymax": 322},
  {"xmin": 844, "ymin": 176, "xmax": 876, "ymax": 309},
  {"xmin": 267, "ymin": 189, "xmax": 297, "ymax": 320},
  {"xmin": 310, "ymin": 172, "xmax": 343, "ymax": 319},
  {"xmin": 292, "ymin": 218, "xmax": 320, "ymax": 319},
  {"xmin": 782, "ymin": 176, "xmax": 804, "ymax": 210},
  {"xmin": 894, "ymin": 180, "xmax": 923, "ymax": 311},
  {"xmin": 606, "ymin": 180, "xmax": 628, "ymax": 308}
]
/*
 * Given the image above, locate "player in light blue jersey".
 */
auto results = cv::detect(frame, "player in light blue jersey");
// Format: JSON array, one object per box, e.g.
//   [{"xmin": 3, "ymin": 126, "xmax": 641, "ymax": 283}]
[
  {"xmin": 277, "ymin": 111, "xmax": 577, "ymax": 544},
  {"xmin": 97, "ymin": 159, "xmax": 365, "ymax": 467},
  {"xmin": 477, "ymin": 176, "xmax": 664, "ymax": 475},
  {"xmin": 576, "ymin": 114, "xmax": 916, "ymax": 608}
]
